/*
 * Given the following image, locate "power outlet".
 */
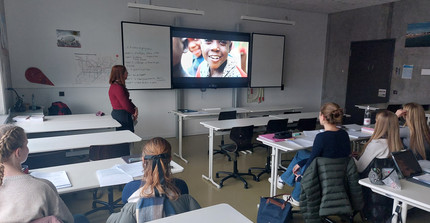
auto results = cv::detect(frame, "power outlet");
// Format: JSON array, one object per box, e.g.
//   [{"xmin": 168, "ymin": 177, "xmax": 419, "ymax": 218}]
[{"xmin": 59, "ymin": 91, "xmax": 65, "ymax": 96}]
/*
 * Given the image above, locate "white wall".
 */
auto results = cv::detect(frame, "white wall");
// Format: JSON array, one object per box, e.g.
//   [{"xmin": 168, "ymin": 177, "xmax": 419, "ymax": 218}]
[{"xmin": 4, "ymin": 0, "xmax": 328, "ymax": 139}]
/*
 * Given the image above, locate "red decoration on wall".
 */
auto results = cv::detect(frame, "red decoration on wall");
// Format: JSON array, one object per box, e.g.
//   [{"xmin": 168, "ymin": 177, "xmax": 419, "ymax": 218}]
[{"xmin": 25, "ymin": 67, "xmax": 54, "ymax": 86}]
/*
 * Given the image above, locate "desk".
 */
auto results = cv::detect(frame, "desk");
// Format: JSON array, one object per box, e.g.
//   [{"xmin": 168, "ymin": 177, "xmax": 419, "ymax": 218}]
[
  {"xmin": 14, "ymin": 114, "xmax": 121, "ymax": 137},
  {"xmin": 172, "ymin": 105, "xmax": 302, "ymax": 163},
  {"xmin": 149, "ymin": 203, "xmax": 252, "ymax": 223},
  {"xmin": 359, "ymin": 178, "xmax": 430, "ymax": 223},
  {"xmin": 269, "ymin": 111, "xmax": 319, "ymax": 121},
  {"xmin": 171, "ymin": 108, "xmax": 248, "ymax": 163},
  {"xmin": 355, "ymin": 103, "xmax": 388, "ymax": 111},
  {"xmin": 258, "ymin": 127, "xmax": 371, "ymax": 196},
  {"xmin": 31, "ymin": 158, "xmax": 184, "ymax": 194},
  {"xmin": 28, "ymin": 130, "xmax": 141, "ymax": 154},
  {"xmin": 200, "ymin": 116, "xmax": 278, "ymax": 188}
]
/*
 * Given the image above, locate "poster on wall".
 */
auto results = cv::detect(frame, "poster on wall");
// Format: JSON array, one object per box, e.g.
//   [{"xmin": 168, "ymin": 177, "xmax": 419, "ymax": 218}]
[
  {"xmin": 56, "ymin": 29, "xmax": 81, "ymax": 48},
  {"xmin": 405, "ymin": 22, "xmax": 430, "ymax": 47}
]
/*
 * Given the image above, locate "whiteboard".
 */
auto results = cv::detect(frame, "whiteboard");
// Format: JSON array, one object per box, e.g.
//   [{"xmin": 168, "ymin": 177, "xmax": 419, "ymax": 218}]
[
  {"xmin": 122, "ymin": 22, "xmax": 171, "ymax": 89},
  {"xmin": 250, "ymin": 34, "xmax": 285, "ymax": 88}
]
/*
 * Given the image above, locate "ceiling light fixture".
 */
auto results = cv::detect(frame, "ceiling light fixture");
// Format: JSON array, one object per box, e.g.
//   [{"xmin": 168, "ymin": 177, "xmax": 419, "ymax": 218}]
[
  {"xmin": 128, "ymin": 3, "xmax": 205, "ymax": 16},
  {"xmin": 240, "ymin": 15, "xmax": 295, "ymax": 25}
]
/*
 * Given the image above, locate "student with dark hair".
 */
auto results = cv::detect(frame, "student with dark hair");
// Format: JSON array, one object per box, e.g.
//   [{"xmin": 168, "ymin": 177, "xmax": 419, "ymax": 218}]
[
  {"xmin": 0, "ymin": 125, "xmax": 74, "ymax": 222},
  {"xmin": 109, "ymin": 65, "xmax": 138, "ymax": 132},
  {"xmin": 396, "ymin": 102, "xmax": 430, "ymax": 160},
  {"xmin": 277, "ymin": 102, "xmax": 350, "ymax": 206},
  {"xmin": 107, "ymin": 137, "xmax": 200, "ymax": 223}
]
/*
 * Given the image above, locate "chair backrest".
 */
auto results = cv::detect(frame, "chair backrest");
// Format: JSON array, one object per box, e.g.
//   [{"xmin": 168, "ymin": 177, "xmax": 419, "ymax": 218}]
[
  {"xmin": 283, "ymin": 111, "xmax": 301, "ymax": 114},
  {"xmin": 386, "ymin": 104, "xmax": 402, "ymax": 113},
  {"xmin": 218, "ymin": 110, "xmax": 237, "ymax": 121},
  {"xmin": 297, "ymin": 118, "xmax": 317, "ymax": 131},
  {"xmin": 266, "ymin": 119, "xmax": 289, "ymax": 134},
  {"xmin": 89, "ymin": 143, "xmax": 130, "ymax": 161},
  {"xmin": 121, "ymin": 178, "xmax": 189, "ymax": 204},
  {"xmin": 230, "ymin": 125, "xmax": 254, "ymax": 152}
]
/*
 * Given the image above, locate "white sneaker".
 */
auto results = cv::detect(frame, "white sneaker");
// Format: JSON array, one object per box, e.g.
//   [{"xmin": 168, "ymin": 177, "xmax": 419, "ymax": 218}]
[
  {"xmin": 268, "ymin": 175, "xmax": 284, "ymax": 190},
  {"xmin": 282, "ymin": 194, "xmax": 300, "ymax": 207}
]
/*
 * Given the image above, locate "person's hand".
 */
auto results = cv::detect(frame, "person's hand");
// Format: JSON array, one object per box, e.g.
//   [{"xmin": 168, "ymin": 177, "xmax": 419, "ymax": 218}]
[
  {"xmin": 351, "ymin": 151, "xmax": 360, "ymax": 158},
  {"xmin": 133, "ymin": 107, "xmax": 138, "ymax": 120},
  {"xmin": 395, "ymin": 109, "xmax": 406, "ymax": 118},
  {"xmin": 292, "ymin": 164, "xmax": 301, "ymax": 174},
  {"xmin": 295, "ymin": 174, "xmax": 302, "ymax": 181}
]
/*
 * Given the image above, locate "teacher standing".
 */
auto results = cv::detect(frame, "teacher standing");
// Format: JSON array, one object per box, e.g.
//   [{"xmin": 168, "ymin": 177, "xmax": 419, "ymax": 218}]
[{"xmin": 108, "ymin": 65, "xmax": 138, "ymax": 132}]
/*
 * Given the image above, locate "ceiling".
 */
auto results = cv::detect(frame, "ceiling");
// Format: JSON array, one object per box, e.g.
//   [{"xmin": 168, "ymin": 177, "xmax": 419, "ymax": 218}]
[{"xmin": 223, "ymin": 0, "xmax": 400, "ymax": 14}]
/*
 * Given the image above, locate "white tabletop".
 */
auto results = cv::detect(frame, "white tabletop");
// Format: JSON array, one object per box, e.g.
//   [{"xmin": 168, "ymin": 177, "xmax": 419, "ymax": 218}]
[
  {"xmin": 14, "ymin": 114, "xmax": 121, "ymax": 134},
  {"xmin": 359, "ymin": 178, "xmax": 430, "ymax": 212},
  {"xmin": 355, "ymin": 103, "xmax": 389, "ymax": 111},
  {"xmin": 28, "ymin": 130, "xmax": 142, "ymax": 154},
  {"xmin": 31, "ymin": 158, "xmax": 184, "ymax": 194},
  {"xmin": 172, "ymin": 108, "xmax": 248, "ymax": 118},
  {"xmin": 200, "ymin": 116, "xmax": 277, "ymax": 131},
  {"xmin": 269, "ymin": 111, "xmax": 319, "ymax": 122},
  {"xmin": 149, "ymin": 203, "xmax": 252, "ymax": 223},
  {"xmin": 242, "ymin": 105, "xmax": 302, "ymax": 113}
]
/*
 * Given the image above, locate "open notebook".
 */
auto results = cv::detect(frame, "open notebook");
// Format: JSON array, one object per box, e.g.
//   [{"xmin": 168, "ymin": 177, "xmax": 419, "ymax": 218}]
[{"xmin": 31, "ymin": 170, "xmax": 72, "ymax": 189}]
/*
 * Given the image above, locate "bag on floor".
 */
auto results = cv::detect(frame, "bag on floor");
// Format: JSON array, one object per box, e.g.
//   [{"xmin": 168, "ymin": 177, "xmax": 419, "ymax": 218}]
[{"xmin": 257, "ymin": 194, "xmax": 292, "ymax": 223}]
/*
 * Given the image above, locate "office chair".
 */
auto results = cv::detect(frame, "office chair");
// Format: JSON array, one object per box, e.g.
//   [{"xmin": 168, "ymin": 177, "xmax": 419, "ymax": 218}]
[
  {"xmin": 297, "ymin": 117, "xmax": 317, "ymax": 131},
  {"xmin": 121, "ymin": 178, "xmax": 189, "ymax": 204},
  {"xmin": 248, "ymin": 119, "xmax": 289, "ymax": 181},
  {"xmin": 216, "ymin": 125, "xmax": 257, "ymax": 189},
  {"xmin": 386, "ymin": 104, "xmax": 402, "ymax": 113},
  {"xmin": 85, "ymin": 143, "xmax": 130, "ymax": 216},
  {"xmin": 213, "ymin": 110, "xmax": 237, "ymax": 161}
]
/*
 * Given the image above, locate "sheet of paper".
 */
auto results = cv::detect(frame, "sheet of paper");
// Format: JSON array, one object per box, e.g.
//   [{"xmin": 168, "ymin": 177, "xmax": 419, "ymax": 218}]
[
  {"xmin": 342, "ymin": 124, "xmax": 362, "ymax": 131},
  {"xmin": 115, "ymin": 161, "xmax": 144, "ymax": 178},
  {"xmin": 419, "ymin": 160, "xmax": 430, "ymax": 173},
  {"xmin": 413, "ymin": 173, "xmax": 430, "ymax": 184},
  {"xmin": 402, "ymin": 64, "xmax": 413, "ymax": 79},
  {"xmin": 347, "ymin": 130, "xmax": 372, "ymax": 138},
  {"xmin": 31, "ymin": 171, "xmax": 72, "ymax": 189},
  {"xmin": 96, "ymin": 168, "xmax": 133, "ymax": 187},
  {"xmin": 292, "ymin": 138, "xmax": 314, "ymax": 148},
  {"xmin": 303, "ymin": 130, "xmax": 322, "ymax": 138}
]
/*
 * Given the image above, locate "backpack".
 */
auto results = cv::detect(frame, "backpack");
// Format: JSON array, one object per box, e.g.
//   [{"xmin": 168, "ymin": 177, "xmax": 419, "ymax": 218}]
[{"xmin": 48, "ymin": 101, "xmax": 72, "ymax": 115}]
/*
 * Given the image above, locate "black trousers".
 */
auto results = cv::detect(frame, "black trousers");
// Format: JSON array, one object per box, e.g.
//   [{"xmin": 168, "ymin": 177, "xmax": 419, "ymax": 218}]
[{"xmin": 111, "ymin": 109, "xmax": 134, "ymax": 132}]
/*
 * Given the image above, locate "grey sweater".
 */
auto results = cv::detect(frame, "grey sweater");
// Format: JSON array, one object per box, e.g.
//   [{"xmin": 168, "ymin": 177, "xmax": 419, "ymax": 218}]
[{"xmin": 0, "ymin": 174, "xmax": 74, "ymax": 223}]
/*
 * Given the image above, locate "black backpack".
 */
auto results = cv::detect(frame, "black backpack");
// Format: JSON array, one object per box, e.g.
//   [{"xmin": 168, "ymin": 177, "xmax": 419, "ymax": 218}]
[{"xmin": 48, "ymin": 101, "xmax": 72, "ymax": 115}]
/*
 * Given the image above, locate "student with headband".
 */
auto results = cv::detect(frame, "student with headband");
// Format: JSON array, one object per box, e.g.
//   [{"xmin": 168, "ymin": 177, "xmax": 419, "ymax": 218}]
[{"xmin": 107, "ymin": 137, "xmax": 200, "ymax": 223}]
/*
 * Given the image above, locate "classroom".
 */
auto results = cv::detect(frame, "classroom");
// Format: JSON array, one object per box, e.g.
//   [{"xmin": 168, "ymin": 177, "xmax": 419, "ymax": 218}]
[{"xmin": 1, "ymin": 0, "xmax": 430, "ymax": 222}]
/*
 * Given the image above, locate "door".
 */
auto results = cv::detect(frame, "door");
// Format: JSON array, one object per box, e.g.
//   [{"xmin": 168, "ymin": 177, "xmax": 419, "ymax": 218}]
[{"xmin": 345, "ymin": 39, "xmax": 395, "ymax": 124}]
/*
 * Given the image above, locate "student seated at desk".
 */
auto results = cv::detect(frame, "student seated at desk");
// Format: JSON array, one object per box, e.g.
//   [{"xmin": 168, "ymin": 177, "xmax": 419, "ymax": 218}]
[
  {"xmin": 353, "ymin": 110, "xmax": 403, "ymax": 173},
  {"xmin": 107, "ymin": 137, "xmax": 200, "ymax": 223},
  {"xmin": 396, "ymin": 102, "xmax": 430, "ymax": 160},
  {"xmin": 277, "ymin": 102, "xmax": 350, "ymax": 207},
  {"xmin": 0, "ymin": 125, "xmax": 74, "ymax": 223}
]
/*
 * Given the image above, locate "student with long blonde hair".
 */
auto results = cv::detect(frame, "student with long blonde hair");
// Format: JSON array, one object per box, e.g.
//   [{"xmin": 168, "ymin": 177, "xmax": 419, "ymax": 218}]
[
  {"xmin": 108, "ymin": 137, "xmax": 200, "ymax": 223},
  {"xmin": 354, "ymin": 110, "xmax": 403, "ymax": 173},
  {"xmin": 0, "ymin": 125, "xmax": 73, "ymax": 222},
  {"xmin": 396, "ymin": 102, "xmax": 430, "ymax": 160}
]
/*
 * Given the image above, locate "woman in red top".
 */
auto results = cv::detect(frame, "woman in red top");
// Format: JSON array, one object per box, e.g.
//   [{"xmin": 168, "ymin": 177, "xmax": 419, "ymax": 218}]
[{"xmin": 108, "ymin": 65, "xmax": 138, "ymax": 132}]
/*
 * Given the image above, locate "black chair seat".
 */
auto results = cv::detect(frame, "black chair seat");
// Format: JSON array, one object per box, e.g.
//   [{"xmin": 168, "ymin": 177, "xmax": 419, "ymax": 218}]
[{"xmin": 216, "ymin": 125, "xmax": 257, "ymax": 189}]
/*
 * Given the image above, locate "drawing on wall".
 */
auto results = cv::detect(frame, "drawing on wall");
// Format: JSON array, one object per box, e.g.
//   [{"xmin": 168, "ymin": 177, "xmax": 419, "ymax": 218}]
[
  {"xmin": 57, "ymin": 29, "xmax": 81, "ymax": 48},
  {"xmin": 405, "ymin": 22, "xmax": 430, "ymax": 47},
  {"xmin": 74, "ymin": 53, "xmax": 120, "ymax": 85},
  {"xmin": 25, "ymin": 67, "xmax": 54, "ymax": 86}
]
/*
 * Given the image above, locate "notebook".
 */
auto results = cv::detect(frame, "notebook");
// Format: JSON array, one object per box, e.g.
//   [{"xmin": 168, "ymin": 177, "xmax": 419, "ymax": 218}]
[{"xmin": 391, "ymin": 150, "xmax": 430, "ymax": 187}]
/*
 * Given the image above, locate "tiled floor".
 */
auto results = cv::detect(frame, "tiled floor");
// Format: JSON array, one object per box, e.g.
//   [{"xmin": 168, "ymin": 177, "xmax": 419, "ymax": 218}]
[{"xmin": 61, "ymin": 134, "xmax": 430, "ymax": 222}]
